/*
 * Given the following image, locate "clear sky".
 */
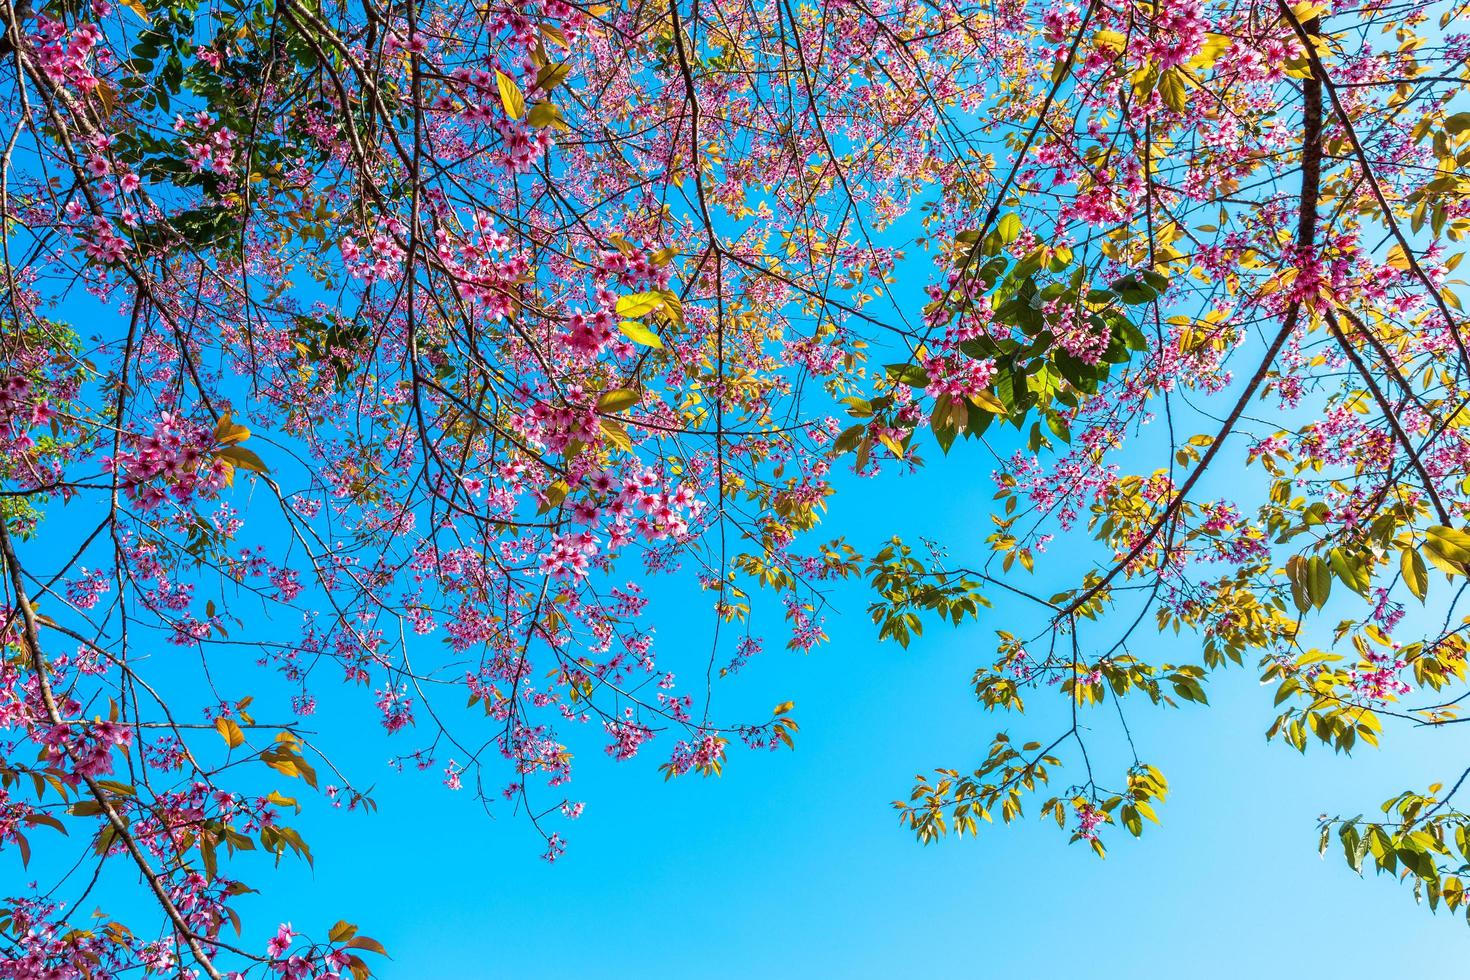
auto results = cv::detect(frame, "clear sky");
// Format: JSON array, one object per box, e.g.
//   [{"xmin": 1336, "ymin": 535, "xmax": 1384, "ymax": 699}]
[
  {"xmin": 14, "ymin": 232, "xmax": 1469, "ymax": 980},
  {"xmin": 182, "ymin": 452, "xmax": 1468, "ymax": 978},
  {"xmin": 10, "ymin": 90, "xmax": 1467, "ymax": 980}
]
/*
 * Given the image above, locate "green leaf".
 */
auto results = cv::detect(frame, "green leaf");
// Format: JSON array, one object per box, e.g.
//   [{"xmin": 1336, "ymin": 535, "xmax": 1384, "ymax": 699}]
[
  {"xmin": 885, "ymin": 363, "xmax": 931, "ymax": 388},
  {"xmin": 1138, "ymin": 269, "xmax": 1170, "ymax": 293},
  {"xmin": 1109, "ymin": 274, "xmax": 1158, "ymax": 305},
  {"xmin": 833, "ymin": 424, "xmax": 865, "ymax": 454}
]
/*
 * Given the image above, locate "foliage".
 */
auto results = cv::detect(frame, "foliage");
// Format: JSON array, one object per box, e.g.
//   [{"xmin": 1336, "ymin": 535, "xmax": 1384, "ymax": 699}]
[{"xmin": 1, "ymin": 0, "xmax": 1470, "ymax": 972}]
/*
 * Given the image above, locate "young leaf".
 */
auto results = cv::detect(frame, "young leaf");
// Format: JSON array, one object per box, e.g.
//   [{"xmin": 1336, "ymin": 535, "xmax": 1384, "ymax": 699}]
[
  {"xmin": 597, "ymin": 389, "xmax": 640, "ymax": 413},
  {"xmin": 619, "ymin": 321, "xmax": 663, "ymax": 349},
  {"xmin": 215, "ymin": 717, "xmax": 246, "ymax": 749},
  {"xmin": 496, "ymin": 70, "xmax": 526, "ymax": 120}
]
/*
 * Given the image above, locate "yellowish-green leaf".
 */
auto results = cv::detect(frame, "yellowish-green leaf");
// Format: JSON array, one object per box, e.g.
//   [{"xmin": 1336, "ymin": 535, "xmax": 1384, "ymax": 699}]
[
  {"xmin": 1131, "ymin": 62, "xmax": 1159, "ymax": 99},
  {"xmin": 1427, "ymin": 525, "xmax": 1470, "ymax": 564},
  {"xmin": 1402, "ymin": 546, "xmax": 1429, "ymax": 601},
  {"xmin": 535, "ymin": 61, "xmax": 571, "ymax": 90},
  {"xmin": 996, "ymin": 213, "xmax": 1022, "ymax": 245},
  {"xmin": 597, "ymin": 388, "xmax": 640, "ymax": 413},
  {"xmin": 615, "ymin": 292, "xmax": 663, "ymax": 318},
  {"xmin": 618, "ymin": 320, "xmax": 663, "ymax": 348},
  {"xmin": 1093, "ymin": 29, "xmax": 1126, "ymax": 54},
  {"xmin": 526, "ymin": 102, "xmax": 567, "ymax": 130},
  {"xmin": 1159, "ymin": 67, "xmax": 1188, "ymax": 113},
  {"xmin": 600, "ymin": 419, "xmax": 632, "ymax": 451},
  {"xmin": 1306, "ymin": 555, "xmax": 1332, "ymax": 608},
  {"xmin": 495, "ymin": 70, "xmax": 526, "ymax": 120},
  {"xmin": 968, "ymin": 390, "xmax": 1008, "ymax": 415}
]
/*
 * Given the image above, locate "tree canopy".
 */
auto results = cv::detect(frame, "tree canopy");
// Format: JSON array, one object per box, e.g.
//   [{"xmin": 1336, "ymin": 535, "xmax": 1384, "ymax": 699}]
[{"xmin": 2, "ymin": 0, "xmax": 1470, "ymax": 972}]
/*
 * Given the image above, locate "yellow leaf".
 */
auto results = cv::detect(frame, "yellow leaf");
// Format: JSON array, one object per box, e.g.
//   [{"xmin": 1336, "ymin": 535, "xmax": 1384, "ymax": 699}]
[
  {"xmin": 213, "ymin": 413, "xmax": 251, "ymax": 445},
  {"xmin": 1284, "ymin": 58, "xmax": 1313, "ymax": 79},
  {"xmin": 535, "ymin": 62, "xmax": 572, "ymax": 91},
  {"xmin": 1159, "ymin": 67, "xmax": 1188, "ymax": 113},
  {"xmin": 616, "ymin": 292, "xmax": 664, "ymax": 318},
  {"xmin": 119, "ymin": 0, "xmax": 150, "ymax": 21},
  {"xmin": 526, "ymin": 102, "xmax": 566, "ymax": 130},
  {"xmin": 215, "ymin": 717, "xmax": 245, "ymax": 749},
  {"xmin": 1190, "ymin": 33, "xmax": 1230, "ymax": 70},
  {"xmin": 655, "ymin": 289, "xmax": 685, "ymax": 326},
  {"xmin": 1131, "ymin": 62, "xmax": 1159, "ymax": 99},
  {"xmin": 217, "ymin": 445, "xmax": 269, "ymax": 474},
  {"xmin": 618, "ymin": 320, "xmax": 664, "ymax": 348},
  {"xmin": 597, "ymin": 388, "xmax": 640, "ymax": 412},
  {"xmin": 495, "ymin": 70, "xmax": 526, "ymax": 120},
  {"xmin": 600, "ymin": 419, "xmax": 632, "ymax": 451},
  {"xmin": 1290, "ymin": 1, "xmax": 1327, "ymax": 22},
  {"xmin": 266, "ymin": 790, "xmax": 300, "ymax": 812},
  {"xmin": 968, "ymin": 391, "xmax": 1008, "ymax": 415},
  {"xmin": 1093, "ymin": 29, "xmax": 1126, "ymax": 54}
]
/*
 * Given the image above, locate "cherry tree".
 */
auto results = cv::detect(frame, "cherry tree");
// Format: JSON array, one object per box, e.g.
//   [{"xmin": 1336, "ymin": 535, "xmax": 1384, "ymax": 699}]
[{"xmin": 0, "ymin": 0, "xmax": 1468, "ymax": 973}]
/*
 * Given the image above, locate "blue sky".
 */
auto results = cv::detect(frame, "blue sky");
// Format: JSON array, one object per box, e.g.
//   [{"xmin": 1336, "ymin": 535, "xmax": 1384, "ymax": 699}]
[
  {"xmin": 14, "ymin": 231, "xmax": 1468, "ymax": 978},
  {"xmin": 7, "ymin": 40, "xmax": 1468, "ymax": 973},
  {"xmin": 9, "ymin": 327, "xmax": 1466, "ymax": 972},
  {"xmin": 163, "ymin": 454, "xmax": 1468, "ymax": 977},
  {"xmin": 11, "ymin": 233, "xmax": 1467, "ymax": 978}
]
